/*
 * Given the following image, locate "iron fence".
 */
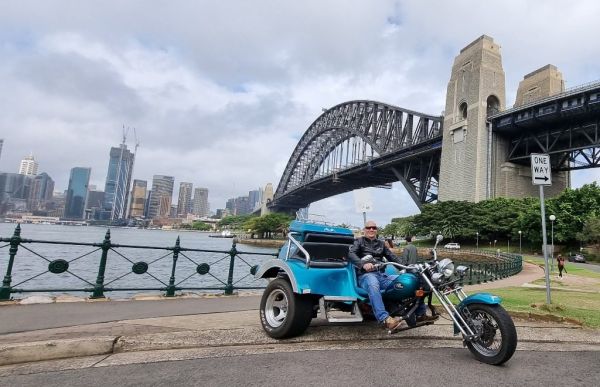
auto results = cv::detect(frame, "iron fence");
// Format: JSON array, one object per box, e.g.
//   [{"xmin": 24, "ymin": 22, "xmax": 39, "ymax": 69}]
[
  {"xmin": 0, "ymin": 224, "xmax": 523, "ymax": 300},
  {"xmin": 0, "ymin": 224, "xmax": 277, "ymax": 300}
]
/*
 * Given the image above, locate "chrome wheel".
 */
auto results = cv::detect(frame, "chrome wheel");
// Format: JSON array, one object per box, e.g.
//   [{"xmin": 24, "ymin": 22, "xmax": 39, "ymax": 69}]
[
  {"xmin": 264, "ymin": 288, "xmax": 289, "ymax": 328},
  {"xmin": 470, "ymin": 310, "xmax": 502, "ymax": 356},
  {"xmin": 464, "ymin": 303, "xmax": 517, "ymax": 365}
]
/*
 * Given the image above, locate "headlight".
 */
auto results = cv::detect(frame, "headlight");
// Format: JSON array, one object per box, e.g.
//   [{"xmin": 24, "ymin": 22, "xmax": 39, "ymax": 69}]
[{"xmin": 438, "ymin": 258, "xmax": 455, "ymax": 278}]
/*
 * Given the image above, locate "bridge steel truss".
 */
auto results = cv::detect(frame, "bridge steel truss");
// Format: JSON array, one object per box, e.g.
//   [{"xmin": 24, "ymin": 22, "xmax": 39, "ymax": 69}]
[
  {"xmin": 273, "ymin": 100, "xmax": 443, "ymax": 211},
  {"xmin": 491, "ymin": 82, "xmax": 600, "ymax": 171}
]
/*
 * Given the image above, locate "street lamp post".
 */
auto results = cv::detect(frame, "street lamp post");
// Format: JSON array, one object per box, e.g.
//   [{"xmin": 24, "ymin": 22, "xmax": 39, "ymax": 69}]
[
  {"xmin": 549, "ymin": 215, "xmax": 556, "ymax": 272},
  {"xmin": 476, "ymin": 232, "xmax": 479, "ymax": 250},
  {"xmin": 518, "ymin": 230, "xmax": 522, "ymax": 254}
]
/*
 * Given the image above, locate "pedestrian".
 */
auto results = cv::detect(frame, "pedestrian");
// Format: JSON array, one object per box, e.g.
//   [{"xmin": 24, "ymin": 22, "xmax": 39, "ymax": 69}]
[
  {"xmin": 557, "ymin": 254, "xmax": 566, "ymax": 278},
  {"xmin": 384, "ymin": 238, "xmax": 394, "ymax": 249}
]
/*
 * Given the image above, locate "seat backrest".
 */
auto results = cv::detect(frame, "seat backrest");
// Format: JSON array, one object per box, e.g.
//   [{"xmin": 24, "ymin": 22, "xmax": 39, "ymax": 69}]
[{"xmin": 292, "ymin": 242, "xmax": 350, "ymax": 268}]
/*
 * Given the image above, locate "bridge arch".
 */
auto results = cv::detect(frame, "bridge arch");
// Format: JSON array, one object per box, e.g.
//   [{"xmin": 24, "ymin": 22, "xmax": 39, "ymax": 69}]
[{"xmin": 273, "ymin": 100, "xmax": 443, "ymax": 211}]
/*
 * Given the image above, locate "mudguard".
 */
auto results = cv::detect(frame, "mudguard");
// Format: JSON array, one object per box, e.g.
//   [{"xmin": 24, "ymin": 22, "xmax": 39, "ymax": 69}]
[
  {"xmin": 458, "ymin": 292, "xmax": 502, "ymax": 308},
  {"xmin": 453, "ymin": 292, "xmax": 502, "ymax": 335}
]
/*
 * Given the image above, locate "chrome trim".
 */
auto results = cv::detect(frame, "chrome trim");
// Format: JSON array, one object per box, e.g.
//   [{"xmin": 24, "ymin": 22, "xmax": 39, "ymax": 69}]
[{"xmin": 287, "ymin": 233, "xmax": 311, "ymax": 268}]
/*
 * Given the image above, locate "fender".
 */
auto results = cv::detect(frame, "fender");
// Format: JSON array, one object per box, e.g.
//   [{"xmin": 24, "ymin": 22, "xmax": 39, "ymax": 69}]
[
  {"xmin": 453, "ymin": 293, "xmax": 502, "ymax": 335},
  {"xmin": 254, "ymin": 259, "xmax": 300, "ymax": 293},
  {"xmin": 458, "ymin": 292, "xmax": 502, "ymax": 308}
]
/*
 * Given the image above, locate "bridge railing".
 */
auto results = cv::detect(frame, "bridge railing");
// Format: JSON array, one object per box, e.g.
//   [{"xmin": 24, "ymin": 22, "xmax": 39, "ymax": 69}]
[{"xmin": 0, "ymin": 224, "xmax": 276, "ymax": 300}]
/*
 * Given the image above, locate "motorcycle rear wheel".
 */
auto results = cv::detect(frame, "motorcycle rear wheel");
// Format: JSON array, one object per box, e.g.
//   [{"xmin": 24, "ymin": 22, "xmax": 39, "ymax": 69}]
[
  {"xmin": 464, "ymin": 303, "xmax": 517, "ymax": 365},
  {"xmin": 259, "ymin": 278, "xmax": 314, "ymax": 339}
]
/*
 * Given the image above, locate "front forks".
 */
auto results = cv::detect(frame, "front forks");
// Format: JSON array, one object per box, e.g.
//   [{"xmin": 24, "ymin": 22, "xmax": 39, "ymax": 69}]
[{"xmin": 419, "ymin": 272, "xmax": 478, "ymax": 340}]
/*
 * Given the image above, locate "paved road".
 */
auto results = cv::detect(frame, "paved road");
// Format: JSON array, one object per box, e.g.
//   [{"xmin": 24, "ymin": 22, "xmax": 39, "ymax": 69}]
[
  {"xmin": 2, "ymin": 348, "xmax": 598, "ymax": 387},
  {"xmin": 0, "ymin": 296, "xmax": 261, "ymax": 334}
]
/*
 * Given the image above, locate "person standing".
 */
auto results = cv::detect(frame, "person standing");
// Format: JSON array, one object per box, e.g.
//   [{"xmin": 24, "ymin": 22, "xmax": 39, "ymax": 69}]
[{"xmin": 401, "ymin": 236, "xmax": 418, "ymax": 265}]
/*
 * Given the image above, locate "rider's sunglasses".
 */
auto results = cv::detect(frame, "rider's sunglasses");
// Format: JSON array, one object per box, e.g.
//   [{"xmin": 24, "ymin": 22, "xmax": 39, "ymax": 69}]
[{"xmin": 365, "ymin": 226, "xmax": 378, "ymax": 230}]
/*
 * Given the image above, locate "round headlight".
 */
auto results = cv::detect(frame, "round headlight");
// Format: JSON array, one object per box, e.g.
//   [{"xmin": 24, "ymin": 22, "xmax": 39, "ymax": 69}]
[{"xmin": 438, "ymin": 258, "xmax": 455, "ymax": 278}]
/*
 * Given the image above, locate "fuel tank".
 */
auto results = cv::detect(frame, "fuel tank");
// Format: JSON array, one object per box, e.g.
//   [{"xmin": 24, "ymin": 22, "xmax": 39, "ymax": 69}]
[{"xmin": 382, "ymin": 272, "xmax": 420, "ymax": 300}]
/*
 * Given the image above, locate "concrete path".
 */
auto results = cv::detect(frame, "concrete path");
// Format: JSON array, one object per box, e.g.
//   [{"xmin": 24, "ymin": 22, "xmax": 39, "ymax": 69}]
[{"xmin": 2, "ymin": 261, "xmax": 599, "ymax": 371}]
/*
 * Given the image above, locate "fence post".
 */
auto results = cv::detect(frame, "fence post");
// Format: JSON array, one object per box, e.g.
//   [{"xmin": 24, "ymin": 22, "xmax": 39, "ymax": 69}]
[
  {"xmin": 0, "ymin": 224, "xmax": 22, "ymax": 300},
  {"xmin": 225, "ymin": 240, "xmax": 237, "ymax": 295},
  {"xmin": 92, "ymin": 230, "xmax": 111, "ymax": 298},
  {"xmin": 483, "ymin": 264, "xmax": 488, "ymax": 283},
  {"xmin": 468, "ymin": 264, "xmax": 473, "ymax": 285},
  {"xmin": 166, "ymin": 237, "xmax": 181, "ymax": 297}
]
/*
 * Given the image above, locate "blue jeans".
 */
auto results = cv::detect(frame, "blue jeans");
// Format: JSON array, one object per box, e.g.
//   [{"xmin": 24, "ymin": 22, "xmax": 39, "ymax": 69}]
[{"xmin": 358, "ymin": 271, "xmax": 398, "ymax": 322}]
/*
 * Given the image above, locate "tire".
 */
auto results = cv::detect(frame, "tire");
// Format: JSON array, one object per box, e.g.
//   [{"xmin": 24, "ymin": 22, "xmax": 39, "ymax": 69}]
[
  {"xmin": 259, "ymin": 278, "xmax": 314, "ymax": 339},
  {"xmin": 464, "ymin": 303, "xmax": 517, "ymax": 365}
]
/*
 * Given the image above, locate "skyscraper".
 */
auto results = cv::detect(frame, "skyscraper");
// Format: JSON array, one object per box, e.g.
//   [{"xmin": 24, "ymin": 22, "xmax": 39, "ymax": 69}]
[
  {"xmin": 103, "ymin": 143, "xmax": 135, "ymax": 221},
  {"xmin": 192, "ymin": 187, "xmax": 209, "ymax": 217},
  {"xmin": 147, "ymin": 175, "xmax": 174, "ymax": 219},
  {"xmin": 248, "ymin": 189, "xmax": 262, "ymax": 212},
  {"xmin": 177, "ymin": 182, "xmax": 193, "ymax": 217},
  {"xmin": 128, "ymin": 179, "xmax": 147, "ymax": 218},
  {"xmin": 65, "ymin": 167, "xmax": 91, "ymax": 219},
  {"xmin": 28, "ymin": 172, "xmax": 54, "ymax": 211},
  {"xmin": 18, "ymin": 154, "xmax": 38, "ymax": 176}
]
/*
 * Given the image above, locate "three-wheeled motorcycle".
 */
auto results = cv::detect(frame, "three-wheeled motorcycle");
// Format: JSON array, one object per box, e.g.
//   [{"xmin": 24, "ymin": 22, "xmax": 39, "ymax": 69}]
[{"xmin": 254, "ymin": 220, "xmax": 517, "ymax": 365}]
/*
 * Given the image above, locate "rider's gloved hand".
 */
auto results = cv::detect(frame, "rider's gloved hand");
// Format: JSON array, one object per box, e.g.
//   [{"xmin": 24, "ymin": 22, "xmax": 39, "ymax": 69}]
[{"xmin": 363, "ymin": 263, "xmax": 375, "ymax": 272}]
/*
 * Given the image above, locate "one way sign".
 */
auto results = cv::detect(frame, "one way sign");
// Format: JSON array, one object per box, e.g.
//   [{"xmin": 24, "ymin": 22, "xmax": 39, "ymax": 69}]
[{"xmin": 530, "ymin": 153, "xmax": 552, "ymax": 186}]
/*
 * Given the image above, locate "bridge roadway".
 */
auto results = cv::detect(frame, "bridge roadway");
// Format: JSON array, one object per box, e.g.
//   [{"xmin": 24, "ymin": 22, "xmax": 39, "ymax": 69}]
[{"xmin": 1, "ymin": 262, "xmax": 599, "ymax": 376}]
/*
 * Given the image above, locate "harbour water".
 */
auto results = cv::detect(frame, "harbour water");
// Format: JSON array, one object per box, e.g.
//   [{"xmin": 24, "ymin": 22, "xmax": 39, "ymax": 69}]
[{"xmin": 0, "ymin": 223, "xmax": 278, "ymax": 299}]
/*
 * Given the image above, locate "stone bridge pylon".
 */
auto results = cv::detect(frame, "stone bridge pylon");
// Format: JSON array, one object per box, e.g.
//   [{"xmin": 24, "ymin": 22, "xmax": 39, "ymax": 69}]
[{"xmin": 439, "ymin": 35, "xmax": 568, "ymax": 202}]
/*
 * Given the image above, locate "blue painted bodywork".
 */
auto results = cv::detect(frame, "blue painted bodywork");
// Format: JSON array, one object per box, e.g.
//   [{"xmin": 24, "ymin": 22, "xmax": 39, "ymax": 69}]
[
  {"xmin": 458, "ymin": 292, "xmax": 502, "ymax": 308},
  {"xmin": 255, "ymin": 220, "xmax": 419, "ymax": 301}
]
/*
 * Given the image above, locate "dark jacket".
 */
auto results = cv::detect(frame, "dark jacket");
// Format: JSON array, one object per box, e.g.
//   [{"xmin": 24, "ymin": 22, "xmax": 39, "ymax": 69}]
[{"xmin": 348, "ymin": 236, "xmax": 402, "ymax": 272}]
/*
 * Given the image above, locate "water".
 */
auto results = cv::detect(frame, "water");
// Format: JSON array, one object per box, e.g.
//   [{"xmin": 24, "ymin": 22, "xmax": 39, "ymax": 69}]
[{"xmin": 0, "ymin": 223, "xmax": 277, "ymax": 299}]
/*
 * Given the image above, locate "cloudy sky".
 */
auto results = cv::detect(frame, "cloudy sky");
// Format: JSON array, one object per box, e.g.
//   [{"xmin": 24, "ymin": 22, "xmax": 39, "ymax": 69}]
[{"xmin": 1, "ymin": 0, "xmax": 599, "ymax": 227}]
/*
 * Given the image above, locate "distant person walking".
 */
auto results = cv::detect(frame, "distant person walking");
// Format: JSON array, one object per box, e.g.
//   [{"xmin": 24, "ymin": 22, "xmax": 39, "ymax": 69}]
[{"xmin": 557, "ymin": 254, "xmax": 566, "ymax": 278}]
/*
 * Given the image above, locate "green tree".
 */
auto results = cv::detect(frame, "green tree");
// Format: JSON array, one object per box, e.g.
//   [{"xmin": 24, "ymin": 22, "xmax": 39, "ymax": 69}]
[{"xmin": 191, "ymin": 221, "xmax": 212, "ymax": 231}]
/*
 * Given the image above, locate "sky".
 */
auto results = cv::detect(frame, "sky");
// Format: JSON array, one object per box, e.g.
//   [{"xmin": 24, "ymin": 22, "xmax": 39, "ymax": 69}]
[{"xmin": 1, "ymin": 0, "xmax": 599, "ymax": 228}]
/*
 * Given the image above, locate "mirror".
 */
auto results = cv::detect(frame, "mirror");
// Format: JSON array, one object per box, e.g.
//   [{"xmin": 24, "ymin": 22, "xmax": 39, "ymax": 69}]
[{"xmin": 436, "ymin": 234, "xmax": 443, "ymax": 243}]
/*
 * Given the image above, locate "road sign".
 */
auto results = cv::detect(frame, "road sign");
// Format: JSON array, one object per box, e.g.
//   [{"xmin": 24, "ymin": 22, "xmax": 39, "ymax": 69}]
[{"xmin": 530, "ymin": 153, "xmax": 552, "ymax": 185}]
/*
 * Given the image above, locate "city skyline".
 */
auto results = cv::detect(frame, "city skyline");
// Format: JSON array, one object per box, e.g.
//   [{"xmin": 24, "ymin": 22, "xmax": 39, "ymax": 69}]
[{"xmin": 1, "ymin": 1, "xmax": 600, "ymax": 226}]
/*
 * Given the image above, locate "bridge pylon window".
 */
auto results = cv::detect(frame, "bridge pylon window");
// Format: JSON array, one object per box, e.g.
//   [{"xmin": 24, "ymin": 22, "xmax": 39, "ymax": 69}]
[
  {"xmin": 486, "ymin": 95, "xmax": 500, "ymax": 117},
  {"xmin": 459, "ymin": 102, "xmax": 468, "ymax": 120}
]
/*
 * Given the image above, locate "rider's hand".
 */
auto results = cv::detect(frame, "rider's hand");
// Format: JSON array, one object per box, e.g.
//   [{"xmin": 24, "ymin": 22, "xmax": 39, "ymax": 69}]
[{"xmin": 363, "ymin": 263, "xmax": 375, "ymax": 272}]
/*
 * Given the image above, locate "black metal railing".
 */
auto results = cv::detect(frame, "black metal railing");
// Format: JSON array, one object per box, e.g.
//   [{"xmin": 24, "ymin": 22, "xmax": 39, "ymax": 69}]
[{"xmin": 0, "ymin": 224, "xmax": 277, "ymax": 300}]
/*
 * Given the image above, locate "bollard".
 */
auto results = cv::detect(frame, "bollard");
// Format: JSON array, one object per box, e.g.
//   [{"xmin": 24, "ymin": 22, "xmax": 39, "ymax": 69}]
[
  {"xmin": 165, "ymin": 237, "xmax": 181, "ymax": 297},
  {"xmin": 91, "ymin": 230, "xmax": 111, "ymax": 298},
  {"xmin": 225, "ymin": 240, "xmax": 237, "ymax": 295},
  {"xmin": 0, "ymin": 224, "xmax": 22, "ymax": 300}
]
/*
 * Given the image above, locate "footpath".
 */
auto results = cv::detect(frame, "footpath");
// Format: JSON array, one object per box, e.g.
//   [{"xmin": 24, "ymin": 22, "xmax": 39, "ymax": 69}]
[{"xmin": 1, "ymin": 262, "xmax": 599, "ymax": 375}]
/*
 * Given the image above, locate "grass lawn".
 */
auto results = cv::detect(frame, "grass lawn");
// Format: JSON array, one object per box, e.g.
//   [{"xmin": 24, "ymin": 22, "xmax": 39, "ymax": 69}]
[{"xmin": 490, "ymin": 287, "xmax": 600, "ymax": 328}]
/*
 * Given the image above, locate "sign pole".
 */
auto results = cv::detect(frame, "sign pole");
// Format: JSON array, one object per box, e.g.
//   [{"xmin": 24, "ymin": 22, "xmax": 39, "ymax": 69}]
[
  {"xmin": 539, "ymin": 185, "xmax": 551, "ymax": 304},
  {"xmin": 531, "ymin": 153, "xmax": 552, "ymax": 305}
]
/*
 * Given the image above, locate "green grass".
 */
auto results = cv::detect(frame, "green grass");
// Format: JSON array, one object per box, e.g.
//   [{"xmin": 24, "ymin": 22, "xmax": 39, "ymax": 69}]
[
  {"xmin": 490, "ymin": 287, "xmax": 600, "ymax": 328},
  {"xmin": 523, "ymin": 255, "xmax": 600, "ymax": 279}
]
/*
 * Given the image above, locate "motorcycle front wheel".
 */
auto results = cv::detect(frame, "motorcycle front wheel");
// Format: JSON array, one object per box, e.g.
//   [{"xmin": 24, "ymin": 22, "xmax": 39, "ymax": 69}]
[{"xmin": 464, "ymin": 303, "xmax": 517, "ymax": 365}]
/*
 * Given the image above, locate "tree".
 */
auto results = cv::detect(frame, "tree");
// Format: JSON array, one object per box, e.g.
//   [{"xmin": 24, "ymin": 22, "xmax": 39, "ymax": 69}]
[
  {"xmin": 191, "ymin": 221, "xmax": 212, "ymax": 231},
  {"xmin": 245, "ymin": 213, "xmax": 294, "ymax": 238}
]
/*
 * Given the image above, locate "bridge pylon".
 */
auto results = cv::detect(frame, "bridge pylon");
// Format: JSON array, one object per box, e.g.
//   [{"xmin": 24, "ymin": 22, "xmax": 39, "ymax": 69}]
[{"xmin": 439, "ymin": 35, "xmax": 506, "ymax": 202}]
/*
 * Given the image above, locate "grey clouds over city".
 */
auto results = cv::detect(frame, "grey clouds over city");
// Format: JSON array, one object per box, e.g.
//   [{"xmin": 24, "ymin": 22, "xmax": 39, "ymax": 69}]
[{"xmin": 1, "ymin": 0, "xmax": 599, "ymax": 226}]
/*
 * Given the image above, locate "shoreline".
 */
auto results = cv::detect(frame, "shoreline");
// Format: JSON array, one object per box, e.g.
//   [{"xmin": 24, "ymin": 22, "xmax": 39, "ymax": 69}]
[{"xmin": 237, "ymin": 238, "xmax": 286, "ymax": 248}]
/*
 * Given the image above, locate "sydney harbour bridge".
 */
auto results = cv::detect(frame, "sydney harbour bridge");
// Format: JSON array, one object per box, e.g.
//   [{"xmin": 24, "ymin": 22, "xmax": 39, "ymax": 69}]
[{"xmin": 268, "ymin": 35, "xmax": 600, "ymax": 213}]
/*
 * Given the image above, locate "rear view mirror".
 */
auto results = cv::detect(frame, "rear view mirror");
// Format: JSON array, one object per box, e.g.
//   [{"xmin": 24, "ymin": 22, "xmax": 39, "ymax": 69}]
[{"xmin": 436, "ymin": 235, "xmax": 443, "ymax": 243}]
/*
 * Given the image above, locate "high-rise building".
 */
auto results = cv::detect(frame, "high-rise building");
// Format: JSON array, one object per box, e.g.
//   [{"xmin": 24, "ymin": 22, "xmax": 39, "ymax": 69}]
[
  {"xmin": 192, "ymin": 187, "xmax": 209, "ymax": 217},
  {"xmin": 64, "ymin": 167, "xmax": 91, "ymax": 219},
  {"xmin": 147, "ymin": 175, "xmax": 174, "ymax": 219},
  {"xmin": 18, "ymin": 154, "xmax": 38, "ymax": 176},
  {"xmin": 128, "ymin": 179, "xmax": 147, "ymax": 218},
  {"xmin": 248, "ymin": 189, "xmax": 262, "ymax": 212},
  {"xmin": 0, "ymin": 172, "xmax": 33, "ymax": 215},
  {"xmin": 103, "ymin": 143, "xmax": 135, "ymax": 221},
  {"xmin": 85, "ymin": 189, "xmax": 105, "ymax": 219},
  {"xmin": 28, "ymin": 172, "xmax": 54, "ymax": 211},
  {"xmin": 177, "ymin": 182, "xmax": 193, "ymax": 217},
  {"xmin": 225, "ymin": 195, "xmax": 251, "ymax": 215}
]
